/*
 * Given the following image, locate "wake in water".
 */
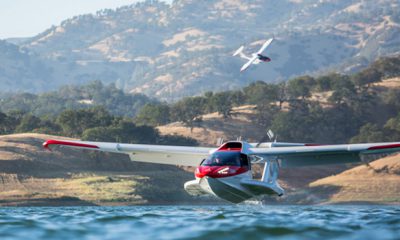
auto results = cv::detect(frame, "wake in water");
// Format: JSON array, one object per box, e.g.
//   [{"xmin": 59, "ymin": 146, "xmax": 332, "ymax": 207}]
[{"xmin": 0, "ymin": 205, "xmax": 399, "ymax": 240}]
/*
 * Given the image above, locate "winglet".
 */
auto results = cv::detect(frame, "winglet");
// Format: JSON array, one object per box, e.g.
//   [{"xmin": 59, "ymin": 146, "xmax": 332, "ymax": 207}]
[
  {"xmin": 43, "ymin": 140, "xmax": 52, "ymax": 151},
  {"xmin": 43, "ymin": 139, "xmax": 99, "ymax": 151}
]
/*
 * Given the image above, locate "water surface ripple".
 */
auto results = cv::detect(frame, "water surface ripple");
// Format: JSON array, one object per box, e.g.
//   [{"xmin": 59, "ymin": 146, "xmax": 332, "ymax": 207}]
[{"xmin": 0, "ymin": 205, "xmax": 399, "ymax": 240}]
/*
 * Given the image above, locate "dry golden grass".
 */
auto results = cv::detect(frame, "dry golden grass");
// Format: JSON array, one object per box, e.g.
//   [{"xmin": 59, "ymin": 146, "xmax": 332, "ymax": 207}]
[
  {"xmin": 0, "ymin": 133, "xmax": 196, "ymax": 206},
  {"xmin": 157, "ymin": 105, "xmax": 262, "ymax": 146},
  {"xmin": 0, "ymin": 173, "xmax": 148, "ymax": 205},
  {"xmin": 310, "ymin": 153, "xmax": 400, "ymax": 203},
  {"xmin": 373, "ymin": 77, "xmax": 400, "ymax": 89}
]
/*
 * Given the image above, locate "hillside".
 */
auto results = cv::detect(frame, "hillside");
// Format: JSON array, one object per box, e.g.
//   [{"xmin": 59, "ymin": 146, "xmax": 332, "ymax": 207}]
[
  {"xmin": 0, "ymin": 40, "xmax": 57, "ymax": 92},
  {"xmin": 1, "ymin": 0, "xmax": 400, "ymax": 99},
  {"xmin": 0, "ymin": 133, "xmax": 208, "ymax": 206},
  {"xmin": 157, "ymin": 105, "xmax": 262, "ymax": 145},
  {"xmin": 309, "ymin": 154, "xmax": 400, "ymax": 204}
]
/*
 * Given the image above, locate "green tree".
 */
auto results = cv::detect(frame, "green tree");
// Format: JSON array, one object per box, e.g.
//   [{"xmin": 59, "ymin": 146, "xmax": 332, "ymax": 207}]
[
  {"xmin": 254, "ymin": 101, "xmax": 279, "ymax": 129},
  {"xmin": 243, "ymin": 81, "xmax": 279, "ymax": 104},
  {"xmin": 81, "ymin": 126, "xmax": 117, "ymax": 142},
  {"xmin": 210, "ymin": 92, "xmax": 233, "ymax": 118},
  {"xmin": 15, "ymin": 114, "xmax": 42, "ymax": 133},
  {"xmin": 82, "ymin": 120, "xmax": 159, "ymax": 144},
  {"xmin": 33, "ymin": 119, "xmax": 62, "ymax": 135},
  {"xmin": 314, "ymin": 73, "xmax": 344, "ymax": 92},
  {"xmin": 229, "ymin": 90, "xmax": 246, "ymax": 107},
  {"xmin": 135, "ymin": 103, "xmax": 170, "ymax": 126},
  {"xmin": 328, "ymin": 76, "xmax": 357, "ymax": 105},
  {"xmin": 0, "ymin": 112, "xmax": 18, "ymax": 134},
  {"xmin": 157, "ymin": 134, "xmax": 198, "ymax": 146},
  {"xmin": 171, "ymin": 97, "xmax": 205, "ymax": 131},
  {"xmin": 384, "ymin": 113, "xmax": 400, "ymax": 132},
  {"xmin": 350, "ymin": 123, "xmax": 386, "ymax": 143},
  {"xmin": 351, "ymin": 68, "xmax": 382, "ymax": 90},
  {"xmin": 382, "ymin": 89, "xmax": 400, "ymax": 112},
  {"xmin": 369, "ymin": 56, "xmax": 400, "ymax": 78},
  {"xmin": 271, "ymin": 102, "xmax": 322, "ymax": 143},
  {"xmin": 382, "ymin": 113, "xmax": 400, "ymax": 141},
  {"xmin": 286, "ymin": 76, "xmax": 314, "ymax": 100},
  {"xmin": 57, "ymin": 107, "xmax": 114, "ymax": 137}
]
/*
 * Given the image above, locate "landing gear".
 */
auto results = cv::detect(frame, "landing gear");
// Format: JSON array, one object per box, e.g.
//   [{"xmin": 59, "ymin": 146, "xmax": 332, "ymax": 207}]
[{"xmin": 261, "ymin": 159, "xmax": 283, "ymax": 196}]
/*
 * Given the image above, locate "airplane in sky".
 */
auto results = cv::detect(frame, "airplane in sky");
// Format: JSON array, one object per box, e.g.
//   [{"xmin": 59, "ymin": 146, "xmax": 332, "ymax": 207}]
[
  {"xmin": 43, "ymin": 138, "xmax": 400, "ymax": 203},
  {"xmin": 233, "ymin": 38, "xmax": 273, "ymax": 72}
]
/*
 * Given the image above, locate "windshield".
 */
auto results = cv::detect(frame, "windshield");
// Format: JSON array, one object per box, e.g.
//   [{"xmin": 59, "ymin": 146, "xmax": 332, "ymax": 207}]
[{"xmin": 201, "ymin": 151, "xmax": 249, "ymax": 167}]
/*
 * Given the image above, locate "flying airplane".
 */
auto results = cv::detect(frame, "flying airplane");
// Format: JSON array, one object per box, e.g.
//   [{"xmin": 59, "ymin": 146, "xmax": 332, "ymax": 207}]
[
  {"xmin": 233, "ymin": 38, "xmax": 273, "ymax": 72},
  {"xmin": 43, "ymin": 138, "xmax": 400, "ymax": 203}
]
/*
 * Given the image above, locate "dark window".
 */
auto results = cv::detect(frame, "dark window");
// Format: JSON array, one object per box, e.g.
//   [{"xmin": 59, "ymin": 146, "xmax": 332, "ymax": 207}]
[{"xmin": 201, "ymin": 151, "xmax": 249, "ymax": 168}]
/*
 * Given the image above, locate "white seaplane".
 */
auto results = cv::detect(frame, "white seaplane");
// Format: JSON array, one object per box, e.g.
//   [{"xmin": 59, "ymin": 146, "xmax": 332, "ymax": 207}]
[
  {"xmin": 233, "ymin": 38, "xmax": 273, "ymax": 72},
  {"xmin": 43, "ymin": 137, "xmax": 400, "ymax": 203}
]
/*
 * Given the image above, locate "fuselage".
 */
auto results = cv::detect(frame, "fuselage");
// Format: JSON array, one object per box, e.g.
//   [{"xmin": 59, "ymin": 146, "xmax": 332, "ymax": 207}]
[
  {"xmin": 184, "ymin": 142, "xmax": 284, "ymax": 203},
  {"xmin": 257, "ymin": 54, "xmax": 271, "ymax": 62}
]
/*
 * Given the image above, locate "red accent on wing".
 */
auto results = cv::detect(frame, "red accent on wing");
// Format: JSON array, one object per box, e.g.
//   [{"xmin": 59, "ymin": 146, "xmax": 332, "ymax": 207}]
[
  {"xmin": 367, "ymin": 144, "xmax": 400, "ymax": 150},
  {"xmin": 43, "ymin": 139, "xmax": 99, "ymax": 150}
]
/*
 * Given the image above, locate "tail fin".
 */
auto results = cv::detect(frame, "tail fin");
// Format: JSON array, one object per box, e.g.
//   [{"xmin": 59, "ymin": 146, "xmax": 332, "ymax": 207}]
[{"xmin": 233, "ymin": 46, "xmax": 244, "ymax": 56}]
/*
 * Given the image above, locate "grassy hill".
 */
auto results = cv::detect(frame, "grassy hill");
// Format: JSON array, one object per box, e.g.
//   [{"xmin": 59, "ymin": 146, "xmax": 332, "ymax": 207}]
[
  {"xmin": 309, "ymin": 154, "xmax": 400, "ymax": 204},
  {"xmin": 0, "ymin": 133, "xmax": 212, "ymax": 206}
]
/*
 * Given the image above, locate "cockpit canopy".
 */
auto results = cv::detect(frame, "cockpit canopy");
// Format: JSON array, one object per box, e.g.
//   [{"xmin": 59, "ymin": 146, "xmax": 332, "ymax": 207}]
[{"xmin": 201, "ymin": 151, "xmax": 249, "ymax": 168}]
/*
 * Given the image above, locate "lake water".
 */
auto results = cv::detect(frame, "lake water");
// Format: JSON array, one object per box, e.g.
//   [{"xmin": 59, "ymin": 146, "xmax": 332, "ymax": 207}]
[{"xmin": 0, "ymin": 205, "xmax": 399, "ymax": 240}]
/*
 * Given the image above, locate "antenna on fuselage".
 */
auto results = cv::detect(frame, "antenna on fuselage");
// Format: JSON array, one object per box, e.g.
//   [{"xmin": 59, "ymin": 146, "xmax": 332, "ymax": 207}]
[
  {"xmin": 216, "ymin": 137, "xmax": 224, "ymax": 146},
  {"xmin": 267, "ymin": 129, "xmax": 277, "ymax": 142},
  {"xmin": 256, "ymin": 129, "xmax": 276, "ymax": 147}
]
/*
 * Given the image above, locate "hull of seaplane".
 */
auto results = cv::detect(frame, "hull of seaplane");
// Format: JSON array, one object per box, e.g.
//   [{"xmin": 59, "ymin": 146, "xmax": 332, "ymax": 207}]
[{"xmin": 184, "ymin": 172, "xmax": 284, "ymax": 203}]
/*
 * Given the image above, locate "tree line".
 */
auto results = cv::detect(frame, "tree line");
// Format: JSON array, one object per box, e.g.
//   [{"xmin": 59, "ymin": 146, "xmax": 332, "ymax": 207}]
[
  {"xmin": 1, "ymin": 55, "xmax": 400, "ymax": 145},
  {"xmin": 0, "ymin": 80, "xmax": 154, "ymax": 117},
  {"xmin": 0, "ymin": 106, "xmax": 197, "ymax": 146},
  {"xmin": 135, "ymin": 55, "xmax": 400, "ymax": 143}
]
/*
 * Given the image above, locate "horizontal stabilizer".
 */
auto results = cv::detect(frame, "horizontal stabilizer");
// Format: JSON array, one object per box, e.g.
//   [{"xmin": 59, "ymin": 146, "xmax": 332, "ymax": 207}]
[{"xmin": 233, "ymin": 46, "xmax": 244, "ymax": 56}]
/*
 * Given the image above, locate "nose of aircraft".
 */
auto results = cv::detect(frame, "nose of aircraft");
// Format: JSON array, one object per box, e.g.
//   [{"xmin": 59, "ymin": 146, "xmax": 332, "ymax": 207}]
[{"xmin": 195, "ymin": 166, "xmax": 248, "ymax": 178}]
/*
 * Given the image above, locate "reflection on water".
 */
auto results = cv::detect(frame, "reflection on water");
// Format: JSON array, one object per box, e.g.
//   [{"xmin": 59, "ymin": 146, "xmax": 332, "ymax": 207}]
[{"xmin": 0, "ymin": 205, "xmax": 399, "ymax": 240}]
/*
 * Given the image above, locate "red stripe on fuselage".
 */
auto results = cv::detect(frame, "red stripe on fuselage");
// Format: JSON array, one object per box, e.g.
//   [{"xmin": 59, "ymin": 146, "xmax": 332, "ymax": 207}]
[{"xmin": 195, "ymin": 166, "xmax": 248, "ymax": 178}]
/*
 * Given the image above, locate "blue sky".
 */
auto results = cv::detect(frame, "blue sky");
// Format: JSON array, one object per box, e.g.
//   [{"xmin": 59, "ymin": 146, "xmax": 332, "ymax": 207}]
[{"xmin": 0, "ymin": 0, "xmax": 171, "ymax": 39}]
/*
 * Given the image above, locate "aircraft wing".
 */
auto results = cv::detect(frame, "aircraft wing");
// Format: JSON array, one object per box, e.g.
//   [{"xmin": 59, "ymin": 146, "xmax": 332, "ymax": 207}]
[
  {"xmin": 240, "ymin": 54, "xmax": 258, "ymax": 72},
  {"xmin": 249, "ymin": 142, "xmax": 400, "ymax": 167},
  {"xmin": 43, "ymin": 139, "xmax": 214, "ymax": 166},
  {"xmin": 257, "ymin": 38, "xmax": 273, "ymax": 54}
]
